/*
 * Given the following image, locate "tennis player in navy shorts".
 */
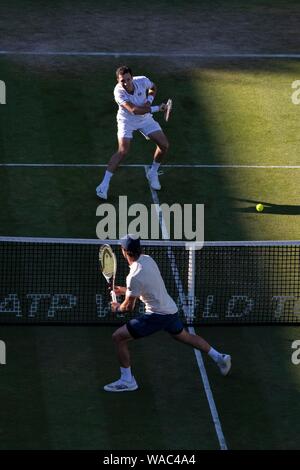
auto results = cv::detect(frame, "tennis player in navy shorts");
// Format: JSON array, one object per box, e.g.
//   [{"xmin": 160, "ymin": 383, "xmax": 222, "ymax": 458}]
[{"xmin": 104, "ymin": 234, "xmax": 231, "ymax": 392}]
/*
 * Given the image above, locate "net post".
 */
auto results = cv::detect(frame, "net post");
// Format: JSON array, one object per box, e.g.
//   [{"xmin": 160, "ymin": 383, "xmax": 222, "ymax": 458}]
[{"xmin": 187, "ymin": 246, "xmax": 196, "ymax": 324}]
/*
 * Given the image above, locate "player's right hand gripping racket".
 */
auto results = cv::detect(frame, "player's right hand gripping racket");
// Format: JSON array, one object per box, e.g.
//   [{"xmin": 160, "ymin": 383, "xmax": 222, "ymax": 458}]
[
  {"xmin": 164, "ymin": 98, "xmax": 173, "ymax": 122},
  {"xmin": 99, "ymin": 244, "xmax": 117, "ymax": 303}
]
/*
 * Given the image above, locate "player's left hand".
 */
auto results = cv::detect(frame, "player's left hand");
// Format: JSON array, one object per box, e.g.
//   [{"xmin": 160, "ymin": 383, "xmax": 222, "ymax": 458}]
[
  {"xmin": 111, "ymin": 301, "xmax": 121, "ymax": 312},
  {"xmin": 113, "ymin": 286, "xmax": 126, "ymax": 295}
]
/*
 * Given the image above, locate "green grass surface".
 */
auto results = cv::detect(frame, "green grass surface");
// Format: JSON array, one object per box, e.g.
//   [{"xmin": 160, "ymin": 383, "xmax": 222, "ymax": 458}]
[
  {"xmin": 1, "ymin": 325, "xmax": 300, "ymax": 449},
  {"xmin": 1, "ymin": 53, "xmax": 300, "ymax": 450},
  {"xmin": 0, "ymin": 57, "xmax": 299, "ymax": 240},
  {"xmin": 0, "ymin": 326, "xmax": 220, "ymax": 450},
  {"xmin": 203, "ymin": 325, "xmax": 300, "ymax": 449},
  {"xmin": 0, "ymin": 167, "xmax": 298, "ymax": 240}
]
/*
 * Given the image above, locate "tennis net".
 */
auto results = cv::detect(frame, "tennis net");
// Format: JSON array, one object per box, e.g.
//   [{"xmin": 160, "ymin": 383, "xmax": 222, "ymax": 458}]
[{"xmin": 0, "ymin": 237, "xmax": 299, "ymax": 325}]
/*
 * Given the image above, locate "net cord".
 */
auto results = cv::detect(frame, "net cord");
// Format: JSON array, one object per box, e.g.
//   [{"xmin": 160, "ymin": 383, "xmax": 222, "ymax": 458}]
[{"xmin": 0, "ymin": 236, "xmax": 299, "ymax": 247}]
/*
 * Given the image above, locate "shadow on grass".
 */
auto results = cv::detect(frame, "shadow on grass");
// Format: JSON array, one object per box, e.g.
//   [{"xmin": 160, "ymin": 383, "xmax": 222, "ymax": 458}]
[{"xmin": 230, "ymin": 197, "xmax": 300, "ymax": 215}]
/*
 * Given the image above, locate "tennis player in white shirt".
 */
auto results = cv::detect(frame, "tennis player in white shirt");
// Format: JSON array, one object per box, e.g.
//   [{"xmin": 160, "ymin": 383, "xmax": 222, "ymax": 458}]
[
  {"xmin": 104, "ymin": 234, "xmax": 231, "ymax": 392},
  {"xmin": 96, "ymin": 66, "xmax": 171, "ymax": 200}
]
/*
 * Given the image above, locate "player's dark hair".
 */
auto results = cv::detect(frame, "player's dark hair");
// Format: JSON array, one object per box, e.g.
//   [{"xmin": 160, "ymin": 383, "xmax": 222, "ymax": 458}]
[
  {"xmin": 116, "ymin": 66, "xmax": 133, "ymax": 78},
  {"xmin": 124, "ymin": 247, "xmax": 142, "ymax": 258}
]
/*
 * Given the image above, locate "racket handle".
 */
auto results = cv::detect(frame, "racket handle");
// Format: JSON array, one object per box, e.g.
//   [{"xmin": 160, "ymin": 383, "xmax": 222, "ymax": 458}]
[{"xmin": 111, "ymin": 291, "xmax": 117, "ymax": 303}]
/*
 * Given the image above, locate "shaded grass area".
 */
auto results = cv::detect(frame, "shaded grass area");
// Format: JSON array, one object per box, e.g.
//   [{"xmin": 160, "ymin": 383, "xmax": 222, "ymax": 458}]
[
  {"xmin": 1, "ymin": 325, "xmax": 300, "ymax": 449},
  {"xmin": 0, "ymin": 167, "xmax": 153, "ymax": 238},
  {"xmin": 0, "ymin": 326, "xmax": 219, "ymax": 450},
  {"xmin": 0, "ymin": 327, "xmax": 51, "ymax": 449},
  {"xmin": 201, "ymin": 325, "xmax": 300, "ymax": 449}
]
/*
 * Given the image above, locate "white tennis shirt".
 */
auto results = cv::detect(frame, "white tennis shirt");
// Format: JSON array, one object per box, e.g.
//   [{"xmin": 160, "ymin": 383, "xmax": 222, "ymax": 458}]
[
  {"xmin": 114, "ymin": 76, "xmax": 153, "ymax": 123},
  {"xmin": 126, "ymin": 255, "xmax": 178, "ymax": 315}
]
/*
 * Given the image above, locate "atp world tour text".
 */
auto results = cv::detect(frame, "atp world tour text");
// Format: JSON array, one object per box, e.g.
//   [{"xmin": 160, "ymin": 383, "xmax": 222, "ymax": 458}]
[{"xmin": 0, "ymin": 293, "xmax": 297, "ymax": 321}]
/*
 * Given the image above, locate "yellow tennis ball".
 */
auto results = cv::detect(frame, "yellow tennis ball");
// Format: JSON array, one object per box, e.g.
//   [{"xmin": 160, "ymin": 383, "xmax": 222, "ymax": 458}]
[{"xmin": 256, "ymin": 203, "xmax": 264, "ymax": 212}]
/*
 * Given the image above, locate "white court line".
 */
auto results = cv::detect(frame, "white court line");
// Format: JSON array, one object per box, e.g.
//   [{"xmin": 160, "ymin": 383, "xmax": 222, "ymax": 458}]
[
  {"xmin": 1, "ymin": 163, "xmax": 299, "ymax": 169},
  {"xmin": 144, "ymin": 165, "xmax": 228, "ymax": 451},
  {"xmin": 0, "ymin": 50, "xmax": 300, "ymax": 59}
]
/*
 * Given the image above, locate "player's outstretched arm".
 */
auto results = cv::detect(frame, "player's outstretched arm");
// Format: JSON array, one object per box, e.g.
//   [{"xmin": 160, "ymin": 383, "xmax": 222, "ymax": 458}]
[
  {"xmin": 121, "ymin": 101, "xmax": 151, "ymax": 115},
  {"xmin": 121, "ymin": 101, "xmax": 165, "ymax": 116}
]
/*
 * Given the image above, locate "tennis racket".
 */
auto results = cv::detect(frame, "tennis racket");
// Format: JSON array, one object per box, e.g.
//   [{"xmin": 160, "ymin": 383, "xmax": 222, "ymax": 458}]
[
  {"xmin": 164, "ymin": 98, "xmax": 173, "ymax": 122},
  {"xmin": 99, "ymin": 244, "xmax": 117, "ymax": 303}
]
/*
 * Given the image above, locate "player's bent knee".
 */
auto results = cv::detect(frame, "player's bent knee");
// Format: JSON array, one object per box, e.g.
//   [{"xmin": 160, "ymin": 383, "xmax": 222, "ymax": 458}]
[
  {"xmin": 160, "ymin": 141, "xmax": 169, "ymax": 153},
  {"xmin": 112, "ymin": 326, "xmax": 132, "ymax": 343},
  {"xmin": 171, "ymin": 329, "xmax": 191, "ymax": 344},
  {"xmin": 112, "ymin": 331, "xmax": 119, "ymax": 343},
  {"xmin": 112, "ymin": 330, "xmax": 125, "ymax": 343},
  {"xmin": 171, "ymin": 330, "xmax": 183, "ymax": 341}
]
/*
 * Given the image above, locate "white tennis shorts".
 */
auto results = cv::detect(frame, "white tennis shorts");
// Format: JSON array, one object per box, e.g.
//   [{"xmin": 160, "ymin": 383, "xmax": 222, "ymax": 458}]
[{"xmin": 117, "ymin": 115, "xmax": 162, "ymax": 140}]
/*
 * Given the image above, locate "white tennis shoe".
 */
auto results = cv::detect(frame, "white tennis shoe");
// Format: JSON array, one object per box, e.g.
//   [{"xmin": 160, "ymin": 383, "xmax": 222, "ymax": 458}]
[
  {"xmin": 147, "ymin": 170, "xmax": 161, "ymax": 190},
  {"xmin": 217, "ymin": 354, "xmax": 231, "ymax": 376},
  {"xmin": 104, "ymin": 377, "xmax": 138, "ymax": 392},
  {"xmin": 96, "ymin": 183, "xmax": 108, "ymax": 200}
]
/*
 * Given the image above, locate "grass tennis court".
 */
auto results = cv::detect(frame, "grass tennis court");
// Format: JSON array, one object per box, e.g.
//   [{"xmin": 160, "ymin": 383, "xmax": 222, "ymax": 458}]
[
  {"xmin": 1, "ymin": 0, "xmax": 300, "ymax": 451},
  {"xmin": 0, "ymin": 57, "xmax": 299, "ymax": 240},
  {"xmin": 1, "ymin": 325, "xmax": 300, "ymax": 450}
]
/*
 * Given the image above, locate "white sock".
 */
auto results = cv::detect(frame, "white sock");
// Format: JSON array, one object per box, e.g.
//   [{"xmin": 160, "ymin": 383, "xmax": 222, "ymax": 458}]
[
  {"xmin": 208, "ymin": 347, "xmax": 222, "ymax": 363},
  {"xmin": 120, "ymin": 366, "xmax": 132, "ymax": 382},
  {"xmin": 102, "ymin": 170, "xmax": 113, "ymax": 186},
  {"xmin": 150, "ymin": 161, "xmax": 160, "ymax": 174}
]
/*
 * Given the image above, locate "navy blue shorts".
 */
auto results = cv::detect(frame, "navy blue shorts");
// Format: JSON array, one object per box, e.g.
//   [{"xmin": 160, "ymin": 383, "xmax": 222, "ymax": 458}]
[{"xmin": 126, "ymin": 312, "xmax": 184, "ymax": 339}]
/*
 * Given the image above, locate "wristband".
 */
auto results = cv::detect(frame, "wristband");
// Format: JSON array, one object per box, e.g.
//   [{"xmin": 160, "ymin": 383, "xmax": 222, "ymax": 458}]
[
  {"xmin": 116, "ymin": 305, "xmax": 121, "ymax": 312},
  {"xmin": 147, "ymin": 95, "xmax": 154, "ymax": 104},
  {"xmin": 150, "ymin": 105, "xmax": 160, "ymax": 113}
]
